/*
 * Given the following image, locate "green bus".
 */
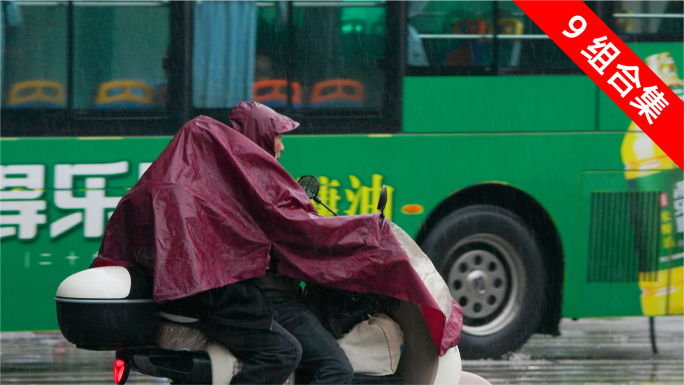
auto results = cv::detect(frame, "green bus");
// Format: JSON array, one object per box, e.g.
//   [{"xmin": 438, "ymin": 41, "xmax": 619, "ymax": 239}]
[{"xmin": 1, "ymin": 1, "xmax": 682, "ymax": 359}]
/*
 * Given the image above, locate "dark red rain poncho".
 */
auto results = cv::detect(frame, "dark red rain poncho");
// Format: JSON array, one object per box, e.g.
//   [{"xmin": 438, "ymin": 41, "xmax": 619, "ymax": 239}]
[{"xmin": 93, "ymin": 102, "xmax": 462, "ymax": 355}]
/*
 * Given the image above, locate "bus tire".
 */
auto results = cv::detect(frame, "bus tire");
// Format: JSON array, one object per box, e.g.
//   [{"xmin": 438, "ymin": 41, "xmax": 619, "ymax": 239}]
[{"xmin": 421, "ymin": 205, "xmax": 547, "ymax": 359}]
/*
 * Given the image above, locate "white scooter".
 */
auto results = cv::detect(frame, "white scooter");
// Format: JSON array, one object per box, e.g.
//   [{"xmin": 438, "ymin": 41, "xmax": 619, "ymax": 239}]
[{"xmin": 54, "ymin": 177, "xmax": 490, "ymax": 385}]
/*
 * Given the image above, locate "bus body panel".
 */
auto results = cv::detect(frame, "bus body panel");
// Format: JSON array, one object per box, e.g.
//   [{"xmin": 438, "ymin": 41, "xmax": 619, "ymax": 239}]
[
  {"xmin": 5, "ymin": 132, "xmax": 679, "ymax": 331},
  {"xmin": 403, "ymin": 76, "xmax": 596, "ymax": 134}
]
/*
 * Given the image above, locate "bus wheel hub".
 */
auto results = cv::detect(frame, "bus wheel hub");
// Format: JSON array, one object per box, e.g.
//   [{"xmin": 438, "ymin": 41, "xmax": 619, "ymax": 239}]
[{"xmin": 467, "ymin": 271, "xmax": 487, "ymax": 294}]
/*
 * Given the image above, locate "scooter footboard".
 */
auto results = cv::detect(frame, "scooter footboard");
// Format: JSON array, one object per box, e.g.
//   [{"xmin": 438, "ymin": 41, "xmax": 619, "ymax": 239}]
[
  {"xmin": 392, "ymin": 301, "xmax": 463, "ymax": 384},
  {"xmin": 434, "ymin": 347, "xmax": 462, "ymax": 385},
  {"xmin": 118, "ymin": 349, "xmax": 213, "ymax": 384}
]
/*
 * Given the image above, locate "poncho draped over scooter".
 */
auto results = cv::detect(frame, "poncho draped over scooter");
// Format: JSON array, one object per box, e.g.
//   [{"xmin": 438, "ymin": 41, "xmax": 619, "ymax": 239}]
[{"xmin": 92, "ymin": 103, "xmax": 462, "ymax": 355}]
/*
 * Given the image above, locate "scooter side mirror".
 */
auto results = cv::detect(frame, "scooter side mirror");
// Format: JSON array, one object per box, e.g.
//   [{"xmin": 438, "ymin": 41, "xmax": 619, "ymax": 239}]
[
  {"xmin": 377, "ymin": 185, "xmax": 388, "ymax": 213},
  {"xmin": 297, "ymin": 175, "xmax": 320, "ymax": 200},
  {"xmin": 298, "ymin": 175, "xmax": 339, "ymax": 216},
  {"xmin": 377, "ymin": 185, "xmax": 387, "ymax": 231}
]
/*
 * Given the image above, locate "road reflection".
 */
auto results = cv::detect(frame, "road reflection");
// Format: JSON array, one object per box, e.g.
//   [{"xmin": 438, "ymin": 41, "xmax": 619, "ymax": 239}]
[{"xmin": 2, "ymin": 317, "xmax": 682, "ymax": 384}]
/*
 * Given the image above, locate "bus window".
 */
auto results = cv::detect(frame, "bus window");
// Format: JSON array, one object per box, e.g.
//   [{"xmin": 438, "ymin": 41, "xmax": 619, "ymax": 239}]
[
  {"xmin": 72, "ymin": 2, "xmax": 169, "ymax": 109},
  {"xmin": 191, "ymin": 1, "xmax": 387, "ymax": 111},
  {"xmin": 193, "ymin": 1, "xmax": 258, "ymax": 109},
  {"xmin": 407, "ymin": 1, "xmax": 494, "ymax": 68},
  {"xmin": 292, "ymin": 2, "xmax": 386, "ymax": 109},
  {"xmin": 609, "ymin": 1, "xmax": 682, "ymax": 36},
  {"xmin": 408, "ymin": 1, "xmax": 579, "ymax": 72},
  {"xmin": 495, "ymin": 1, "xmax": 576, "ymax": 70},
  {"xmin": 254, "ymin": 2, "xmax": 298, "ymax": 109},
  {"xmin": 2, "ymin": 2, "xmax": 68, "ymax": 109}
]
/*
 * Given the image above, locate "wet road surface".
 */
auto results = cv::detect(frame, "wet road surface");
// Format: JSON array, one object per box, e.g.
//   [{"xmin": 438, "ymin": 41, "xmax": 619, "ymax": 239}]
[
  {"xmin": 466, "ymin": 316, "xmax": 683, "ymax": 384},
  {"xmin": 1, "ymin": 316, "xmax": 682, "ymax": 384}
]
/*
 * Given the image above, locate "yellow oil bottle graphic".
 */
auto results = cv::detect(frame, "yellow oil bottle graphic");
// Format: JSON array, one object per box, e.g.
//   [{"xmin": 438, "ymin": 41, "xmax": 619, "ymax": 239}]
[{"xmin": 621, "ymin": 52, "xmax": 684, "ymax": 316}]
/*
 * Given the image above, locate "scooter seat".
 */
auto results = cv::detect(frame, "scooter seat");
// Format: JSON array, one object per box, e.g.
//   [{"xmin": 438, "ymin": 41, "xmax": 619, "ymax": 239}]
[
  {"xmin": 159, "ymin": 311, "xmax": 199, "ymax": 323},
  {"xmin": 153, "ymin": 322, "xmax": 254, "ymax": 385},
  {"xmin": 156, "ymin": 321, "xmax": 208, "ymax": 352}
]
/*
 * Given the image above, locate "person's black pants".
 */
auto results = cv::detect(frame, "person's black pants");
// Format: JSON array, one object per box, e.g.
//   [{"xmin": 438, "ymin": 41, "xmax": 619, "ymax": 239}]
[
  {"xmin": 198, "ymin": 319, "xmax": 302, "ymax": 385},
  {"xmin": 269, "ymin": 296, "xmax": 354, "ymax": 385}
]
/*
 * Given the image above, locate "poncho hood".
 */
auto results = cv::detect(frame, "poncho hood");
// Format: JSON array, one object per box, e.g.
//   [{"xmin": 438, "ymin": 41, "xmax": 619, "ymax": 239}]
[
  {"xmin": 93, "ymin": 109, "xmax": 462, "ymax": 355},
  {"xmin": 229, "ymin": 101, "xmax": 299, "ymax": 157}
]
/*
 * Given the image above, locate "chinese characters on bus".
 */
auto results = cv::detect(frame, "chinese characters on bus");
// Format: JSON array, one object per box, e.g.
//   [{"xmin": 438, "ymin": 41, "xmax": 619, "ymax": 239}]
[
  {"xmin": 674, "ymin": 181, "xmax": 684, "ymax": 244},
  {"xmin": 1, "ymin": 165, "xmax": 394, "ymax": 243},
  {"xmin": 313, "ymin": 174, "xmax": 393, "ymax": 220},
  {"xmin": 0, "ymin": 165, "xmax": 46, "ymax": 239},
  {"xmin": 662, "ymin": 182, "xmax": 684, "ymax": 251},
  {"xmin": 51, "ymin": 162, "xmax": 128, "ymax": 238},
  {"xmin": 0, "ymin": 162, "xmax": 151, "ymax": 241},
  {"xmin": 565, "ymin": 16, "xmax": 669, "ymax": 125}
]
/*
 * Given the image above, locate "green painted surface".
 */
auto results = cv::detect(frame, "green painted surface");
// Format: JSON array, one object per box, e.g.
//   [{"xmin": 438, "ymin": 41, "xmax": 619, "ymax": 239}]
[
  {"xmin": 1, "ymin": 132, "xmax": 639, "ymax": 331},
  {"xmin": 1, "ymin": 137, "xmax": 171, "ymax": 331},
  {"xmin": 403, "ymin": 76, "xmax": 596, "ymax": 133},
  {"xmin": 3, "ymin": 40, "xmax": 683, "ymax": 332}
]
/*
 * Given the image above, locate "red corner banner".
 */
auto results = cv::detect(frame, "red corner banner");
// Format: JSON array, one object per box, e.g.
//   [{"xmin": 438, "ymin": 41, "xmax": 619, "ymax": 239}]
[{"xmin": 514, "ymin": 0, "xmax": 684, "ymax": 170}]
